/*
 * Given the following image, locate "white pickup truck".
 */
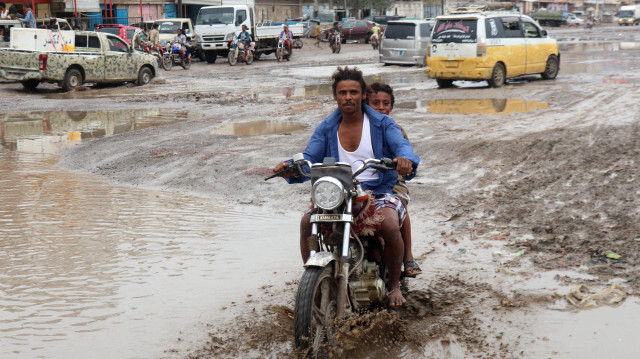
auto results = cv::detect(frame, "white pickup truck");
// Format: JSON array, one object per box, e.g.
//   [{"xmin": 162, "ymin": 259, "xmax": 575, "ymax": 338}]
[
  {"xmin": 0, "ymin": 28, "xmax": 159, "ymax": 91},
  {"xmin": 194, "ymin": 4, "xmax": 303, "ymax": 63}
]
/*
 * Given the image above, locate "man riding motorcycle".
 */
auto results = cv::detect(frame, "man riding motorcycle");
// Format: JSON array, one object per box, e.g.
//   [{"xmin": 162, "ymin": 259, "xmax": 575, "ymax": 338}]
[
  {"xmin": 272, "ymin": 66, "xmax": 420, "ymax": 308},
  {"xmin": 371, "ymin": 23, "xmax": 381, "ymax": 44},
  {"xmin": 233, "ymin": 24, "xmax": 254, "ymax": 60},
  {"xmin": 173, "ymin": 28, "xmax": 190, "ymax": 65},
  {"xmin": 279, "ymin": 24, "xmax": 293, "ymax": 56},
  {"xmin": 329, "ymin": 21, "xmax": 341, "ymax": 47}
]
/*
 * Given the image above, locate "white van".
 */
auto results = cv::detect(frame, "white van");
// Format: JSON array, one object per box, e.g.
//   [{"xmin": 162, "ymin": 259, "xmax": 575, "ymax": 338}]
[
  {"xmin": 379, "ymin": 19, "xmax": 432, "ymax": 66},
  {"xmin": 426, "ymin": 7, "xmax": 560, "ymax": 88}
]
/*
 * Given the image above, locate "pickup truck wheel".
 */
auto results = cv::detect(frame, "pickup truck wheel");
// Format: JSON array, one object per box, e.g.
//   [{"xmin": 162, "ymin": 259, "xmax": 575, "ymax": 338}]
[
  {"xmin": 137, "ymin": 66, "xmax": 153, "ymax": 86},
  {"xmin": 541, "ymin": 55, "xmax": 559, "ymax": 80},
  {"xmin": 205, "ymin": 51, "xmax": 217, "ymax": 64},
  {"xmin": 436, "ymin": 79, "xmax": 454, "ymax": 88},
  {"xmin": 21, "ymin": 80, "xmax": 40, "ymax": 90},
  {"xmin": 253, "ymin": 52, "xmax": 261, "ymax": 60},
  {"xmin": 62, "ymin": 69, "xmax": 83, "ymax": 91},
  {"xmin": 487, "ymin": 62, "xmax": 506, "ymax": 88}
]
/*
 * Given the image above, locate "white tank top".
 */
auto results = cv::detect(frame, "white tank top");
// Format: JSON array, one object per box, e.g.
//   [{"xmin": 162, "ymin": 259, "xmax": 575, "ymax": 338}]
[{"xmin": 338, "ymin": 114, "xmax": 379, "ymax": 182}]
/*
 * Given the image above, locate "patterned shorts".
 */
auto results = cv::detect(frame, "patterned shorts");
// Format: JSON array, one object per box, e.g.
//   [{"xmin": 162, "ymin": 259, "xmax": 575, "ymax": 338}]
[{"xmin": 374, "ymin": 193, "xmax": 407, "ymax": 227}]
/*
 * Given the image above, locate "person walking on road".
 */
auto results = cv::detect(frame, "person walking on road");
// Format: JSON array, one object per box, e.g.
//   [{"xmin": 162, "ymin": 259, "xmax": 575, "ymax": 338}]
[{"xmin": 314, "ymin": 24, "xmax": 321, "ymax": 47}]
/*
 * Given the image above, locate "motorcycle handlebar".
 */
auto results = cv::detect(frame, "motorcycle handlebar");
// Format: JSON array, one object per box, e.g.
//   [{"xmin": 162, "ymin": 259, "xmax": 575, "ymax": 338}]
[{"xmin": 265, "ymin": 157, "xmax": 396, "ymax": 181}]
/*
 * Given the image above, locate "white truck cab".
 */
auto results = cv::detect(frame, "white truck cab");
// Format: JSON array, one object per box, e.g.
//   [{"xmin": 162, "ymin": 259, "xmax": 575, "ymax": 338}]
[{"xmin": 195, "ymin": 4, "xmax": 302, "ymax": 63}]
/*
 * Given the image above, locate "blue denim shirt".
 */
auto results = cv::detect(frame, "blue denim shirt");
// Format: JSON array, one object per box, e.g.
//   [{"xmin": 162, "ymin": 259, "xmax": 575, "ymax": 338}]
[
  {"xmin": 21, "ymin": 9, "xmax": 35, "ymax": 29},
  {"xmin": 287, "ymin": 104, "xmax": 420, "ymax": 195}
]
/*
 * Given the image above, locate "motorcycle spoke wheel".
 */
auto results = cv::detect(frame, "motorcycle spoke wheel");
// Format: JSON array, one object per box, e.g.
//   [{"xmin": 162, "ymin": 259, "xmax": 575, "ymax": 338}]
[
  {"xmin": 276, "ymin": 48, "xmax": 283, "ymax": 62},
  {"xmin": 228, "ymin": 52, "xmax": 237, "ymax": 66},
  {"xmin": 162, "ymin": 55, "xmax": 172, "ymax": 71},
  {"xmin": 294, "ymin": 266, "xmax": 338, "ymax": 354}
]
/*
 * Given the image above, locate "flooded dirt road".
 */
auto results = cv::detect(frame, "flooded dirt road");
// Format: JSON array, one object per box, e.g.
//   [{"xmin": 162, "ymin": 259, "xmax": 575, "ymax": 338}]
[{"xmin": 1, "ymin": 25, "xmax": 639, "ymax": 358}]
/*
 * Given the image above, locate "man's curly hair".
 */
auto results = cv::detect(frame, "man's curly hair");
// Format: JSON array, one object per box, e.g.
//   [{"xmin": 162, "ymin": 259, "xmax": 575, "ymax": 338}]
[{"xmin": 331, "ymin": 66, "xmax": 366, "ymax": 96}]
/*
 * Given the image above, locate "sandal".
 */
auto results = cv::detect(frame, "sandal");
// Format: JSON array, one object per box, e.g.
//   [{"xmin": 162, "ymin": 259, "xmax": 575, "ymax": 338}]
[{"xmin": 403, "ymin": 260, "xmax": 422, "ymax": 278}]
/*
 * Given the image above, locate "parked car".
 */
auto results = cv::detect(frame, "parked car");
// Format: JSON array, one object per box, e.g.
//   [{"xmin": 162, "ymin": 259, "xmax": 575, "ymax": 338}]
[
  {"xmin": 322, "ymin": 19, "xmax": 384, "ymax": 43},
  {"xmin": 426, "ymin": 10, "xmax": 560, "ymax": 88},
  {"xmin": 36, "ymin": 18, "xmax": 72, "ymax": 30},
  {"xmin": 566, "ymin": 14, "xmax": 585, "ymax": 26},
  {"xmin": 96, "ymin": 24, "xmax": 140, "ymax": 45},
  {"xmin": 370, "ymin": 15, "xmax": 406, "ymax": 25},
  {"xmin": 379, "ymin": 19, "xmax": 432, "ymax": 66}
]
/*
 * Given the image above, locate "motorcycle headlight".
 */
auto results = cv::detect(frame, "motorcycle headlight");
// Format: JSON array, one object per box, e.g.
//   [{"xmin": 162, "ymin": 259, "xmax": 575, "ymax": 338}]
[{"xmin": 312, "ymin": 177, "xmax": 345, "ymax": 210}]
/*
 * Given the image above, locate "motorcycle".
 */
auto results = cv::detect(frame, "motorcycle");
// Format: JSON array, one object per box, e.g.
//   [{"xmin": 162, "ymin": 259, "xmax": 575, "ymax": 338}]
[
  {"xmin": 162, "ymin": 41, "xmax": 191, "ymax": 70},
  {"xmin": 141, "ymin": 40, "xmax": 165, "ymax": 70},
  {"xmin": 266, "ymin": 154, "xmax": 398, "ymax": 354},
  {"xmin": 586, "ymin": 19, "xmax": 594, "ymax": 29},
  {"xmin": 276, "ymin": 35, "xmax": 291, "ymax": 62},
  {"xmin": 330, "ymin": 32, "xmax": 341, "ymax": 53},
  {"xmin": 370, "ymin": 33, "xmax": 379, "ymax": 50},
  {"xmin": 228, "ymin": 34, "xmax": 254, "ymax": 66}
]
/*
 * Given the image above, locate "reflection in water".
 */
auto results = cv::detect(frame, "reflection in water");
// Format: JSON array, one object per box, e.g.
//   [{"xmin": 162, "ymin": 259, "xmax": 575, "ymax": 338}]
[
  {"xmin": 395, "ymin": 98, "xmax": 549, "ymax": 114},
  {"xmin": 0, "ymin": 109, "xmax": 191, "ymax": 152},
  {"xmin": 211, "ymin": 120, "xmax": 307, "ymax": 135},
  {"xmin": 0, "ymin": 152, "xmax": 299, "ymax": 359}
]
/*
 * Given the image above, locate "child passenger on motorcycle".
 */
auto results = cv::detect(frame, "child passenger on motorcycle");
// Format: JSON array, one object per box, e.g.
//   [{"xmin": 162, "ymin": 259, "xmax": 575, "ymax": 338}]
[
  {"xmin": 365, "ymin": 83, "xmax": 421, "ymax": 278},
  {"xmin": 279, "ymin": 24, "xmax": 293, "ymax": 55}
]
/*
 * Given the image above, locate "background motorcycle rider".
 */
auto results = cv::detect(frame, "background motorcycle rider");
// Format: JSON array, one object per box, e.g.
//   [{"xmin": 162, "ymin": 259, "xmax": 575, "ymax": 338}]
[
  {"xmin": 233, "ymin": 24, "xmax": 254, "ymax": 59},
  {"xmin": 329, "ymin": 21, "xmax": 341, "ymax": 47},
  {"xmin": 272, "ymin": 66, "xmax": 420, "ymax": 308},
  {"xmin": 149, "ymin": 23, "xmax": 160, "ymax": 51},
  {"xmin": 279, "ymin": 24, "xmax": 293, "ymax": 56},
  {"xmin": 174, "ymin": 28, "xmax": 189, "ymax": 65},
  {"xmin": 371, "ymin": 23, "xmax": 381, "ymax": 45},
  {"xmin": 365, "ymin": 83, "xmax": 422, "ymax": 278}
]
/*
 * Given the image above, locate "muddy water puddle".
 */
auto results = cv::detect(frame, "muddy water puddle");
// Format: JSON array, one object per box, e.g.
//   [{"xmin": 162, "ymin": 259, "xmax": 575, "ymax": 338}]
[
  {"xmin": 211, "ymin": 120, "xmax": 307, "ymax": 136},
  {"xmin": 0, "ymin": 152, "xmax": 300, "ymax": 359},
  {"xmin": 0, "ymin": 109, "xmax": 194, "ymax": 152},
  {"xmin": 395, "ymin": 98, "xmax": 549, "ymax": 114}
]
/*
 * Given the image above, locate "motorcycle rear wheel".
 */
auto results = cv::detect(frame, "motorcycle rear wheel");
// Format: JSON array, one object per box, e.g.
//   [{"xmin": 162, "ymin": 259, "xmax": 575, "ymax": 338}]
[
  {"xmin": 162, "ymin": 54, "xmax": 173, "ymax": 71},
  {"xmin": 294, "ymin": 265, "xmax": 339, "ymax": 353},
  {"xmin": 228, "ymin": 51, "xmax": 237, "ymax": 66}
]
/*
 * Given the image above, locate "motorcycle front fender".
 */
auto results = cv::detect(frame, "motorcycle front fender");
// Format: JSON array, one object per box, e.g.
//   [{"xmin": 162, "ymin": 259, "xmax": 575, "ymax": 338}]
[{"xmin": 304, "ymin": 251, "xmax": 338, "ymax": 268}]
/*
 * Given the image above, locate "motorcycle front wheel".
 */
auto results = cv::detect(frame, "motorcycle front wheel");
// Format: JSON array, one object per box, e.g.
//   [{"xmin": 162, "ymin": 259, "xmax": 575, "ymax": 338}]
[
  {"xmin": 335, "ymin": 41, "xmax": 341, "ymax": 54},
  {"xmin": 228, "ymin": 51, "xmax": 237, "ymax": 66},
  {"xmin": 294, "ymin": 265, "xmax": 339, "ymax": 353},
  {"xmin": 276, "ymin": 48, "xmax": 284, "ymax": 62},
  {"xmin": 162, "ymin": 54, "xmax": 173, "ymax": 71}
]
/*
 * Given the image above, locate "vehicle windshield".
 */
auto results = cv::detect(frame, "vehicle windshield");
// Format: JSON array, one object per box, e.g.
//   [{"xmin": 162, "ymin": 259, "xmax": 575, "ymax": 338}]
[
  {"xmin": 384, "ymin": 23, "xmax": 416, "ymax": 39},
  {"xmin": 97, "ymin": 27, "xmax": 120, "ymax": 36},
  {"xmin": 196, "ymin": 7, "xmax": 235, "ymax": 25},
  {"xmin": 157, "ymin": 21, "xmax": 181, "ymax": 34},
  {"xmin": 432, "ymin": 19, "xmax": 477, "ymax": 43},
  {"xmin": 619, "ymin": 10, "xmax": 633, "ymax": 17}
]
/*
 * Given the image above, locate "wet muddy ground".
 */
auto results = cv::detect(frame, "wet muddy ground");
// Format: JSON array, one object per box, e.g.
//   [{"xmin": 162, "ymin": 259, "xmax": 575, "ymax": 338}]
[{"xmin": 1, "ymin": 24, "xmax": 640, "ymax": 358}]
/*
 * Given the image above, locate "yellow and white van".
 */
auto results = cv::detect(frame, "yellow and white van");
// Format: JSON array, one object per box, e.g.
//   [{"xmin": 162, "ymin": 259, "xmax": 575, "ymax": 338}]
[{"xmin": 426, "ymin": 8, "xmax": 560, "ymax": 88}]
